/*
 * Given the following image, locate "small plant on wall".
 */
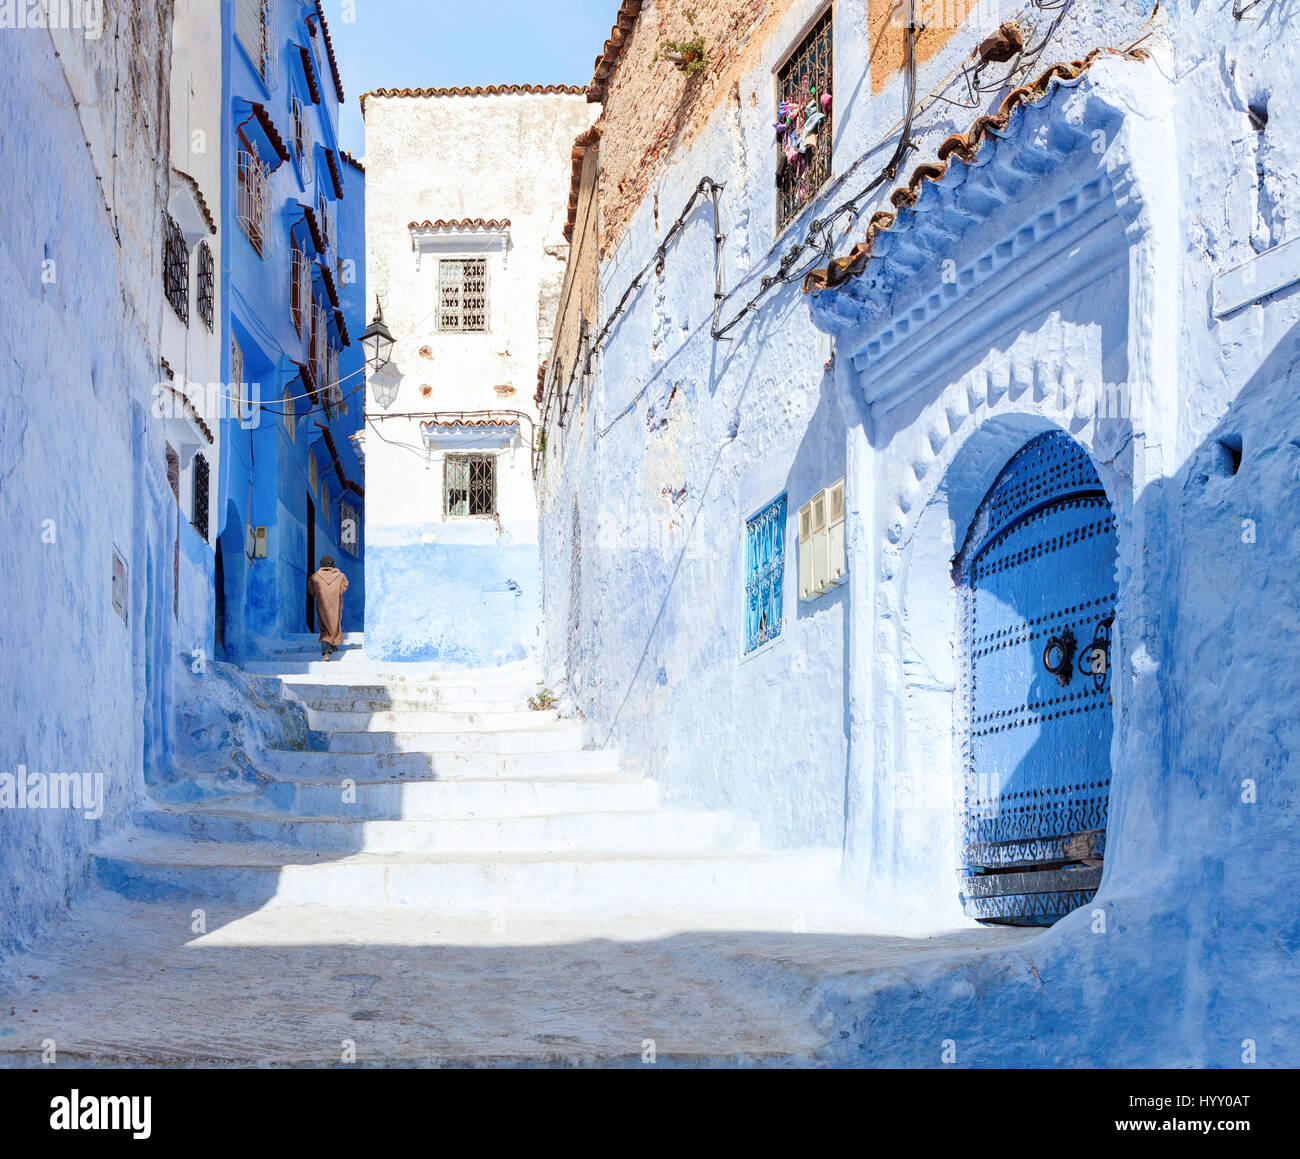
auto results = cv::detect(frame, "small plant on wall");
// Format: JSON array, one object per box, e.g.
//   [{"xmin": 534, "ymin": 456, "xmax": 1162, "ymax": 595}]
[{"xmin": 654, "ymin": 9, "xmax": 708, "ymax": 74}]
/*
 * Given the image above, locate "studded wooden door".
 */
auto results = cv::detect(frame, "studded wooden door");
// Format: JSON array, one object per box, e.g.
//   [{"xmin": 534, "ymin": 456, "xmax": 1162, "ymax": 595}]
[{"xmin": 956, "ymin": 431, "xmax": 1117, "ymax": 925}]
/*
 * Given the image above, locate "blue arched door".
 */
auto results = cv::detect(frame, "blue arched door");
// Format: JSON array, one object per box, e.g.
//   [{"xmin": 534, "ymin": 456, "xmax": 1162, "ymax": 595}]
[{"xmin": 955, "ymin": 431, "xmax": 1118, "ymax": 925}]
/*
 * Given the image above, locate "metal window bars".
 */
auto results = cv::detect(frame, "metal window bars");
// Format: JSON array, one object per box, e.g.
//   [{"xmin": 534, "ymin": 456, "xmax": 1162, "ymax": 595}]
[
  {"xmin": 291, "ymin": 242, "xmax": 310, "ymax": 336},
  {"xmin": 316, "ymin": 192, "xmax": 331, "ymax": 252},
  {"xmin": 291, "ymin": 95, "xmax": 311, "ymax": 181},
  {"xmin": 308, "ymin": 302, "xmax": 327, "ymax": 390},
  {"xmin": 197, "ymin": 241, "xmax": 214, "ymax": 330},
  {"xmin": 438, "ymin": 258, "xmax": 488, "ymax": 332},
  {"xmin": 776, "ymin": 6, "xmax": 833, "ymax": 232},
  {"xmin": 237, "ymin": 0, "xmax": 278, "ymax": 91},
  {"xmin": 230, "ymin": 335, "xmax": 244, "ymax": 415},
  {"xmin": 237, "ymin": 149, "xmax": 270, "ymax": 256},
  {"xmin": 744, "ymin": 494, "xmax": 787, "ymax": 653},
  {"xmin": 192, "ymin": 453, "xmax": 210, "ymax": 542},
  {"xmin": 444, "ymin": 453, "xmax": 497, "ymax": 517},
  {"xmin": 163, "ymin": 214, "xmax": 189, "ymax": 324}
]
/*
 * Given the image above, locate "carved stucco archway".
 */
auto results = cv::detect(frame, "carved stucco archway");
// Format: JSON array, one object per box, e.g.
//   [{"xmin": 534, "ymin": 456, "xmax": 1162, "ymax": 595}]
[{"xmin": 816, "ymin": 54, "xmax": 1178, "ymax": 923}]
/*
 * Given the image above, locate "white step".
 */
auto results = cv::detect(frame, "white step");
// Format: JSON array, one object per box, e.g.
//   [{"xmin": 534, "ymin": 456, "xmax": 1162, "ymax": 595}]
[
  {"xmin": 254, "ymin": 771, "xmax": 658, "ymax": 820},
  {"xmin": 290, "ymin": 724, "xmax": 586, "ymax": 754},
  {"xmin": 302, "ymin": 708, "xmax": 561, "ymax": 733},
  {"xmin": 93, "ymin": 829, "xmax": 840, "ymax": 912},
  {"xmin": 245, "ymin": 657, "xmax": 545, "ymax": 679},
  {"xmin": 135, "ymin": 802, "xmax": 760, "ymax": 854},
  {"xmin": 262, "ymin": 748, "xmax": 622, "ymax": 780},
  {"xmin": 281, "ymin": 685, "xmax": 536, "ymax": 712}
]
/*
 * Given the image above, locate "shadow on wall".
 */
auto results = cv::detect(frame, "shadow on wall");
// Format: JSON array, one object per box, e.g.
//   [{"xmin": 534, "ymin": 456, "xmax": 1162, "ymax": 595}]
[{"xmin": 827, "ymin": 316, "xmax": 1300, "ymax": 1066}]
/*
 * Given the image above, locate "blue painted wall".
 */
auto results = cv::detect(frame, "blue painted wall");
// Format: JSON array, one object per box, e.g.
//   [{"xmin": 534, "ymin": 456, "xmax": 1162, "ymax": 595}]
[{"xmin": 217, "ymin": 0, "xmax": 364, "ymax": 659}]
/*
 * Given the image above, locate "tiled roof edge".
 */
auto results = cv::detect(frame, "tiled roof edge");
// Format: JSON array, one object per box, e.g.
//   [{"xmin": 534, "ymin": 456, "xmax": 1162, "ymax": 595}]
[
  {"xmin": 587, "ymin": 0, "xmax": 644, "ymax": 104},
  {"xmin": 804, "ymin": 47, "xmax": 1150, "ymax": 296},
  {"xmin": 361, "ymin": 84, "xmax": 587, "ymax": 113},
  {"xmin": 564, "ymin": 126, "xmax": 602, "ymax": 243}
]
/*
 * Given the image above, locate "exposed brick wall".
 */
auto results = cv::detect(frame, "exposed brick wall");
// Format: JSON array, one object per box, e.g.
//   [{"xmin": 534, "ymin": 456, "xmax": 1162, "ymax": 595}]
[{"xmin": 595, "ymin": 0, "xmax": 783, "ymax": 255}]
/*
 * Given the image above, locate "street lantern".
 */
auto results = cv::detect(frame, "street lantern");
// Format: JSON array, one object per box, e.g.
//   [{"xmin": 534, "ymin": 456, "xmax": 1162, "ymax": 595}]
[{"xmin": 360, "ymin": 296, "xmax": 394, "ymax": 373}]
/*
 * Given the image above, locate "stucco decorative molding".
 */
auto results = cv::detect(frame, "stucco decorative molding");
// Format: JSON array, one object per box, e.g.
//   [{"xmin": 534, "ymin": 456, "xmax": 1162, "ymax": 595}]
[
  {"xmin": 409, "ymin": 219, "xmax": 512, "ymax": 270},
  {"xmin": 168, "ymin": 168, "xmax": 217, "ymax": 247}
]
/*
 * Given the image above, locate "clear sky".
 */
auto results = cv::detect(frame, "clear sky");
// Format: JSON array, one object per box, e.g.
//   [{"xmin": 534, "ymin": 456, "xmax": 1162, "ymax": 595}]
[{"xmin": 321, "ymin": 0, "xmax": 618, "ymax": 157}]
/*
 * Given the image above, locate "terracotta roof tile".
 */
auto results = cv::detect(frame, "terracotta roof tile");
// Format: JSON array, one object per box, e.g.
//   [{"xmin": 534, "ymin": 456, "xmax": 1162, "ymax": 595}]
[
  {"xmin": 324, "ymin": 147, "xmax": 344, "ymax": 199},
  {"xmin": 340, "ymin": 150, "xmax": 365, "ymax": 174},
  {"xmin": 239, "ymin": 100, "xmax": 291, "ymax": 165},
  {"xmin": 317, "ymin": 423, "xmax": 365, "ymax": 498},
  {"xmin": 170, "ymin": 168, "xmax": 217, "ymax": 235},
  {"xmin": 161, "ymin": 384, "xmax": 215, "ymax": 445},
  {"xmin": 310, "ymin": 2, "xmax": 345, "ymax": 103},
  {"xmin": 298, "ymin": 44, "xmax": 322, "ymax": 104},
  {"xmin": 408, "ymin": 218, "xmax": 512, "ymax": 232},
  {"xmin": 803, "ymin": 48, "xmax": 1149, "ymax": 296},
  {"xmin": 361, "ymin": 84, "xmax": 585, "ymax": 114},
  {"xmin": 587, "ymin": 0, "xmax": 644, "ymax": 104},
  {"xmin": 564, "ymin": 126, "xmax": 601, "ymax": 243}
]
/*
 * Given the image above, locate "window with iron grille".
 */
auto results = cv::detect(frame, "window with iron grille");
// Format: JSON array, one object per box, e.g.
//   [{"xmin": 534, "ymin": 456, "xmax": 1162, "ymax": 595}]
[
  {"xmin": 316, "ymin": 191, "xmax": 331, "ymax": 252},
  {"xmin": 230, "ymin": 335, "xmax": 244, "ymax": 417},
  {"xmin": 197, "ymin": 241, "xmax": 214, "ymax": 330},
  {"xmin": 444, "ymin": 453, "xmax": 497, "ymax": 517},
  {"xmin": 236, "ymin": 0, "xmax": 278, "ymax": 91},
  {"xmin": 163, "ymin": 214, "xmax": 189, "ymax": 324},
  {"xmin": 339, "ymin": 498, "xmax": 360, "ymax": 557},
  {"xmin": 237, "ymin": 139, "xmax": 271, "ymax": 256},
  {"xmin": 192, "ymin": 453, "xmax": 210, "ymax": 542},
  {"xmin": 291, "ymin": 95, "xmax": 310, "ymax": 178},
  {"xmin": 776, "ymin": 6, "xmax": 833, "ymax": 233},
  {"xmin": 743, "ymin": 494, "xmax": 787, "ymax": 654},
  {"xmin": 438, "ymin": 258, "xmax": 488, "ymax": 332},
  {"xmin": 290, "ymin": 239, "xmax": 310, "ymax": 337}
]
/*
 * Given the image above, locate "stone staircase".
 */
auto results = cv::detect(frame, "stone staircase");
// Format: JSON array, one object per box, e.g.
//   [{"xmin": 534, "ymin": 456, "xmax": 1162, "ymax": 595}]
[{"xmin": 93, "ymin": 647, "xmax": 840, "ymax": 917}]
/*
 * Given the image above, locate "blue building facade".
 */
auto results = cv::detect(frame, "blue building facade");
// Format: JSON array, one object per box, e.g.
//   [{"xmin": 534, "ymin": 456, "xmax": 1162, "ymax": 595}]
[{"xmin": 217, "ymin": 0, "xmax": 365, "ymax": 660}]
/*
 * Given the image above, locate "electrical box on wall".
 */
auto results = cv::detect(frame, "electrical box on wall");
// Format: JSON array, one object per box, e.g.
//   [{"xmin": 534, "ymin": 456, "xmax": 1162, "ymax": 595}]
[{"xmin": 799, "ymin": 479, "xmax": 846, "ymax": 600}]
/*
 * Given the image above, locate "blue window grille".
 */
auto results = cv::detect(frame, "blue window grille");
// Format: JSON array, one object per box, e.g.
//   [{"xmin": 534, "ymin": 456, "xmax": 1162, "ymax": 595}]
[{"xmin": 744, "ymin": 494, "xmax": 787, "ymax": 654}]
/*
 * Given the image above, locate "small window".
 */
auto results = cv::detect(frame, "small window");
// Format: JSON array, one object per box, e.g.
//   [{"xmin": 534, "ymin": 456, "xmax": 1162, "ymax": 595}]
[
  {"xmin": 283, "ymin": 386, "xmax": 295, "ymax": 443},
  {"xmin": 236, "ymin": 0, "xmax": 278, "ymax": 90},
  {"xmin": 192, "ymin": 453, "xmax": 210, "ymax": 542},
  {"xmin": 444, "ymin": 453, "xmax": 496, "ymax": 517},
  {"xmin": 163, "ymin": 214, "xmax": 189, "ymax": 324},
  {"xmin": 197, "ymin": 241, "xmax": 215, "ymax": 330},
  {"xmin": 339, "ymin": 498, "xmax": 360, "ymax": 556},
  {"xmin": 237, "ymin": 136, "xmax": 271, "ymax": 256},
  {"xmin": 438, "ymin": 258, "xmax": 488, "ymax": 332},
  {"xmin": 230, "ymin": 335, "xmax": 244, "ymax": 417},
  {"xmin": 798, "ymin": 478, "xmax": 846, "ymax": 601},
  {"xmin": 743, "ymin": 494, "xmax": 788, "ymax": 653},
  {"xmin": 776, "ymin": 6, "xmax": 833, "ymax": 232},
  {"xmin": 290, "ymin": 238, "xmax": 310, "ymax": 337}
]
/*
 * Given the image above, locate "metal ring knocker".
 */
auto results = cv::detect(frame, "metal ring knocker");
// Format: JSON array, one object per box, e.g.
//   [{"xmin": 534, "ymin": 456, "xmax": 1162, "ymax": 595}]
[
  {"xmin": 1043, "ymin": 628, "xmax": 1077, "ymax": 687},
  {"xmin": 1077, "ymin": 615, "xmax": 1114, "ymax": 692}
]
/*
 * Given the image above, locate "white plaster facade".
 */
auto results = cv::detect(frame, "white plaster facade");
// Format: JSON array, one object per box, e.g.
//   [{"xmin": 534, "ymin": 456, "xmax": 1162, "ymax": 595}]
[{"xmin": 361, "ymin": 88, "xmax": 597, "ymax": 663}]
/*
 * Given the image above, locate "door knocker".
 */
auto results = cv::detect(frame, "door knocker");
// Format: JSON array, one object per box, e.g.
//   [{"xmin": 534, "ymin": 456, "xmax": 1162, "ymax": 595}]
[
  {"xmin": 1043, "ymin": 628, "xmax": 1077, "ymax": 687},
  {"xmin": 1077, "ymin": 615, "xmax": 1114, "ymax": 692}
]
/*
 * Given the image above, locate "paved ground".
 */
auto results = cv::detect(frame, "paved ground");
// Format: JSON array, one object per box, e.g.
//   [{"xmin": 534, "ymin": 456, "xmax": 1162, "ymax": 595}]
[{"xmin": 0, "ymin": 893, "xmax": 1033, "ymax": 1067}]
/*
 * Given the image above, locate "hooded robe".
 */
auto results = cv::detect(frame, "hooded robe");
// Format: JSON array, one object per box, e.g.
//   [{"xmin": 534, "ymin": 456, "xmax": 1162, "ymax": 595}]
[{"xmin": 307, "ymin": 566, "xmax": 349, "ymax": 645}]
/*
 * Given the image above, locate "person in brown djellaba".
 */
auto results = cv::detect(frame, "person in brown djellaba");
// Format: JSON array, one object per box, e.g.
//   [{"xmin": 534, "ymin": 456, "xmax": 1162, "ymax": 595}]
[{"xmin": 307, "ymin": 556, "xmax": 349, "ymax": 659}]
